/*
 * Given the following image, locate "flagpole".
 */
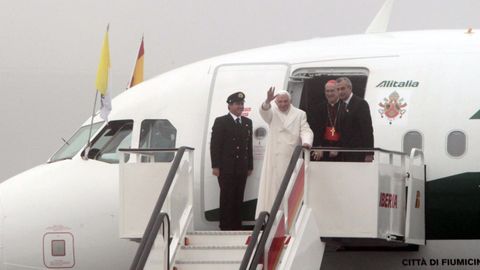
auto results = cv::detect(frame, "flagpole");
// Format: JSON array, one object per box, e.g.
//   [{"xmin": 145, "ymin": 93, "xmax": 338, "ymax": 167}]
[
  {"xmin": 84, "ymin": 24, "xmax": 110, "ymax": 160},
  {"xmin": 126, "ymin": 34, "xmax": 144, "ymax": 89},
  {"xmin": 82, "ymin": 90, "xmax": 98, "ymax": 160},
  {"xmin": 87, "ymin": 91, "xmax": 99, "ymax": 145}
]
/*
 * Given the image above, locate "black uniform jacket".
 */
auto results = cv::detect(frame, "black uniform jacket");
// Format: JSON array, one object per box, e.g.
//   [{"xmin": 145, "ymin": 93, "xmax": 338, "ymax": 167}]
[
  {"xmin": 210, "ymin": 114, "xmax": 253, "ymax": 174},
  {"xmin": 340, "ymin": 94, "xmax": 374, "ymax": 149}
]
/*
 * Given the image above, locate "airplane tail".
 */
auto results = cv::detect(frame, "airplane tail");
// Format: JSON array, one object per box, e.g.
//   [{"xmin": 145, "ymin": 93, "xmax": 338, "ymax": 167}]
[{"xmin": 366, "ymin": 0, "xmax": 395, "ymax": 34}]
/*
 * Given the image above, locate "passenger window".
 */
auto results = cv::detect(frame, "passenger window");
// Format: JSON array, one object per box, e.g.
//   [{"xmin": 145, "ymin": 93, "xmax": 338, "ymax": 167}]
[
  {"xmin": 403, "ymin": 131, "xmax": 423, "ymax": 155},
  {"xmin": 49, "ymin": 122, "xmax": 104, "ymax": 162},
  {"xmin": 86, "ymin": 120, "xmax": 133, "ymax": 163},
  {"xmin": 139, "ymin": 120, "xmax": 177, "ymax": 162},
  {"xmin": 447, "ymin": 131, "xmax": 466, "ymax": 157}
]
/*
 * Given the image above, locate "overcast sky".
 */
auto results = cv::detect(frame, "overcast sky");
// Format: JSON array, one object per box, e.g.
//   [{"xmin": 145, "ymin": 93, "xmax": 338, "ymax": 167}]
[{"xmin": 1, "ymin": 0, "xmax": 479, "ymax": 181}]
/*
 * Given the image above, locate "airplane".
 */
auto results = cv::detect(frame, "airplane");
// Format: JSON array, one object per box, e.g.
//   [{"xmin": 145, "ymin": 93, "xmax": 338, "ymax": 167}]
[{"xmin": 1, "ymin": 0, "xmax": 480, "ymax": 269}]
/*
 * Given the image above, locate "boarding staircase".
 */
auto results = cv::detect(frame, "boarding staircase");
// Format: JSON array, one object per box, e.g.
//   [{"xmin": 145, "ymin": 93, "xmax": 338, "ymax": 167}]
[
  {"xmin": 174, "ymin": 230, "xmax": 250, "ymax": 269},
  {"xmin": 119, "ymin": 145, "xmax": 425, "ymax": 270},
  {"xmin": 117, "ymin": 147, "xmax": 252, "ymax": 270}
]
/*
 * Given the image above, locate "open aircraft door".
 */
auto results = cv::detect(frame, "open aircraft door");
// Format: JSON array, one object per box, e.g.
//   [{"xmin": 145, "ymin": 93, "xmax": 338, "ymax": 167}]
[
  {"xmin": 405, "ymin": 148, "xmax": 426, "ymax": 245},
  {"xmin": 202, "ymin": 63, "xmax": 290, "ymax": 224}
]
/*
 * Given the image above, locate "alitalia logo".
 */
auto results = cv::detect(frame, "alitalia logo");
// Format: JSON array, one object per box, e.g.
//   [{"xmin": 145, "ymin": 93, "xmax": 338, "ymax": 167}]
[{"xmin": 376, "ymin": 80, "xmax": 419, "ymax": 87}]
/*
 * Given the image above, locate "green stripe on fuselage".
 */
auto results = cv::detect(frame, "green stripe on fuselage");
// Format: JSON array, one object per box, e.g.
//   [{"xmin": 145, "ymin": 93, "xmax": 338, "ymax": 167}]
[
  {"xmin": 470, "ymin": 110, "xmax": 480, "ymax": 119},
  {"xmin": 426, "ymin": 172, "xmax": 480, "ymax": 239}
]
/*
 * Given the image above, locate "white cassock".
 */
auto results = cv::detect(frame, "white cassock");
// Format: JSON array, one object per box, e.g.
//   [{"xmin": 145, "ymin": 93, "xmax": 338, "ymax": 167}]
[{"xmin": 255, "ymin": 102, "xmax": 313, "ymax": 216}]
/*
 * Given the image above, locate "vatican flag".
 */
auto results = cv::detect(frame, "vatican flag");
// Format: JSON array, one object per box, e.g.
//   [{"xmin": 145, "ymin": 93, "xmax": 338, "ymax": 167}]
[{"xmin": 95, "ymin": 26, "xmax": 110, "ymax": 95}]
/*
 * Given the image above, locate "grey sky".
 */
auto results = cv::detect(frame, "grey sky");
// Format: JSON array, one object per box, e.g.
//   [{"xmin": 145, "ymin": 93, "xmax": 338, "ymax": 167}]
[{"xmin": 1, "ymin": 0, "xmax": 479, "ymax": 181}]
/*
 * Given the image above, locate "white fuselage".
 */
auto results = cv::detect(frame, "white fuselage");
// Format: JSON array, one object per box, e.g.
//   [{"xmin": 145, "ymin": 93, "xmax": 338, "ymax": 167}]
[{"xmin": 1, "ymin": 29, "xmax": 479, "ymax": 269}]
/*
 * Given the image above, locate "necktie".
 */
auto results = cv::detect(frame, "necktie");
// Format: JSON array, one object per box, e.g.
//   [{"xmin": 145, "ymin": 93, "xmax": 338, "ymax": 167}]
[
  {"xmin": 343, "ymin": 101, "xmax": 349, "ymax": 112},
  {"xmin": 235, "ymin": 118, "xmax": 241, "ymax": 125}
]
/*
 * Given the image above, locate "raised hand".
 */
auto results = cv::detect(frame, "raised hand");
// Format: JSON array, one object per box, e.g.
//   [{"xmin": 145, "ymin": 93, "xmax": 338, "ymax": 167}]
[{"xmin": 266, "ymin": 86, "xmax": 277, "ymax": 104}]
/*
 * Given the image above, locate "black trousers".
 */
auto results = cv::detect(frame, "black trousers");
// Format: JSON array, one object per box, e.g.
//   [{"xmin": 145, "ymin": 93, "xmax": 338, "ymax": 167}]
[{"xmin": 218, "ymin": 172, "xmax": 247, "ymax": 230}]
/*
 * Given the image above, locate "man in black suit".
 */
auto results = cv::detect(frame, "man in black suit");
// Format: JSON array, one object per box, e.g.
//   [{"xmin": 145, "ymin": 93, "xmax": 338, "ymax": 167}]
[
  {"xmin": 210, "ymin": 92, "xmax": 253, "ymax": 230},
  {"xmin": 336, "ymin": 77, "xmax": 374, "ymax": 162}
]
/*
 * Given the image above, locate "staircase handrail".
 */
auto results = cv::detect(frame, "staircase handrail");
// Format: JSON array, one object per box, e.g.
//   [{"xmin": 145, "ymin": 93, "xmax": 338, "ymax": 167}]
[
  {"xmin": 247, "ymin": 146, "xmax": 411, "ymax": 269},
  {"xmin": 239, "ymin": 211, "xmax": 270, "ymax": 270},
  {"xmin": 134, "ymin": 212, "xmax": 170, "ymax": 270},
  {"xmin": 248, "ymin": 145, "xmax": 304, "ymax": 269},
  {"xmin": 121, "ymin": 146, "xmax": 195, "ymax": 270},
  {"xmin": 310, "ymin": 146, "xmax": 407, "ymax": 156}
]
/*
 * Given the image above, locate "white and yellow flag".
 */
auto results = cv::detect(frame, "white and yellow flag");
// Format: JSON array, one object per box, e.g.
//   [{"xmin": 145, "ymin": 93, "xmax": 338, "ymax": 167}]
[{"xmin": 95, "ymin": 26, "xmax": 111, "ymax": 121}]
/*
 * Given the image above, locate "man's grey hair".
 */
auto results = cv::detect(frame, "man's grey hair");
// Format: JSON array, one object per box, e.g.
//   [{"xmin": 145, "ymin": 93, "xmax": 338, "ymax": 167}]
[
  {"xmin": 275, "ymin": 90, "xmax": 291, "ymax": 100},
  {"xmin": 336, "ymin": 77, "xmax": 352, "ymax": 88}
]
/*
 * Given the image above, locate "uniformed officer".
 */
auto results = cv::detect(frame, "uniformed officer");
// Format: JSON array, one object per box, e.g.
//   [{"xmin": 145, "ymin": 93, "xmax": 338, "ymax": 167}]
[{"xmin": 210, "ymin": 91, "xmax": 253, "ymax": 230}]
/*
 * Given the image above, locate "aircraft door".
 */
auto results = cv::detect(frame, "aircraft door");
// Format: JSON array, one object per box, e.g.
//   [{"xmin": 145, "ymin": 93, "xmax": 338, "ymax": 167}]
[{"xmin": 203, "ymin": 63, "xmax": 290, "ymax": 224}]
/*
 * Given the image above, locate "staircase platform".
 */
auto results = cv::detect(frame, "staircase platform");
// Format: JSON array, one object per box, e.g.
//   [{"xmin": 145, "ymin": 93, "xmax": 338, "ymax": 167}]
[
  {"xmin": 184, "ymin": 230, "xmax": 251, "ymax": 246},
  {"xmin": 173, "ymin": 230, "xmax": 251, "ymax": 269},
  {"xmin": 176, "ymin": 245, "xmax": 247, "ymax": 261},
  {"xmin": 174, "ymin": 260, "xmax": 241, "ymax": 270}
]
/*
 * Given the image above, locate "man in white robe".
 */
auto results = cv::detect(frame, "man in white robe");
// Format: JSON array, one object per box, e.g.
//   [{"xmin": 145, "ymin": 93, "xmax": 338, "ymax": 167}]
[{"xmin": 255, "ymin": 87, "xmax": 313, "ymax": 216}]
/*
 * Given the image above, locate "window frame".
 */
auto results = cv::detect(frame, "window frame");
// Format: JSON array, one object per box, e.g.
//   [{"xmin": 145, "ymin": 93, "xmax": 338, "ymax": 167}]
[
  {"xmin": 445, "ymin": 129, "xmax": 467, "ymax": 158},
  {"xmin": 138, "ymin": 119, "xmax": 177, "ymax": 162},
  {"xmin": 49, "ymin": 121, "xmax": 105, "ymax": 163},
  {"xmin": 83, "ymin": 120, "xmax": 134, "ymax": 164},
  {"xmin": 402, "ymin": 130, "xmax": 424, "ymax": 156}
]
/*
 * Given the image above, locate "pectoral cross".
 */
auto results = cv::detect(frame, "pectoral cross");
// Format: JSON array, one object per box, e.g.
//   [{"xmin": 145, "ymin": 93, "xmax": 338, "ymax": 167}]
[{"xmin": 330, "ymin": 127, "xmax": 336, "ymax": 136}]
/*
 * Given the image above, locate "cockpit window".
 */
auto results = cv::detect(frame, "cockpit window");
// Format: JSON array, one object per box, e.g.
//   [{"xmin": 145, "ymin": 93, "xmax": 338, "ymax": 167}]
[
  {"xmin": 139, "ymin": 119, "xmax": 177, "ymax": 162},
  {"xmin": 86, "ymin": 120, "xmax": 133, "ymax": 164},
  {"xmin": 49, "ymin": 122, "xmax": 104, "ymax": 163}
]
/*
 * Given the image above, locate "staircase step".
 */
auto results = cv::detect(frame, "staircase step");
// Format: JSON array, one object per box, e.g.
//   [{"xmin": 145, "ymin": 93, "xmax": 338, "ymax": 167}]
[
  {"xmin": 176, "ymin": 245, "xmax": 247, "ymax": 261},
  {"xmin": 174, "ymin": 260, "xmax": 241, "ymax": 270},
  {"xmin": 184, "ymin": 230, "xmax": 252, "ymax": 246}
]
